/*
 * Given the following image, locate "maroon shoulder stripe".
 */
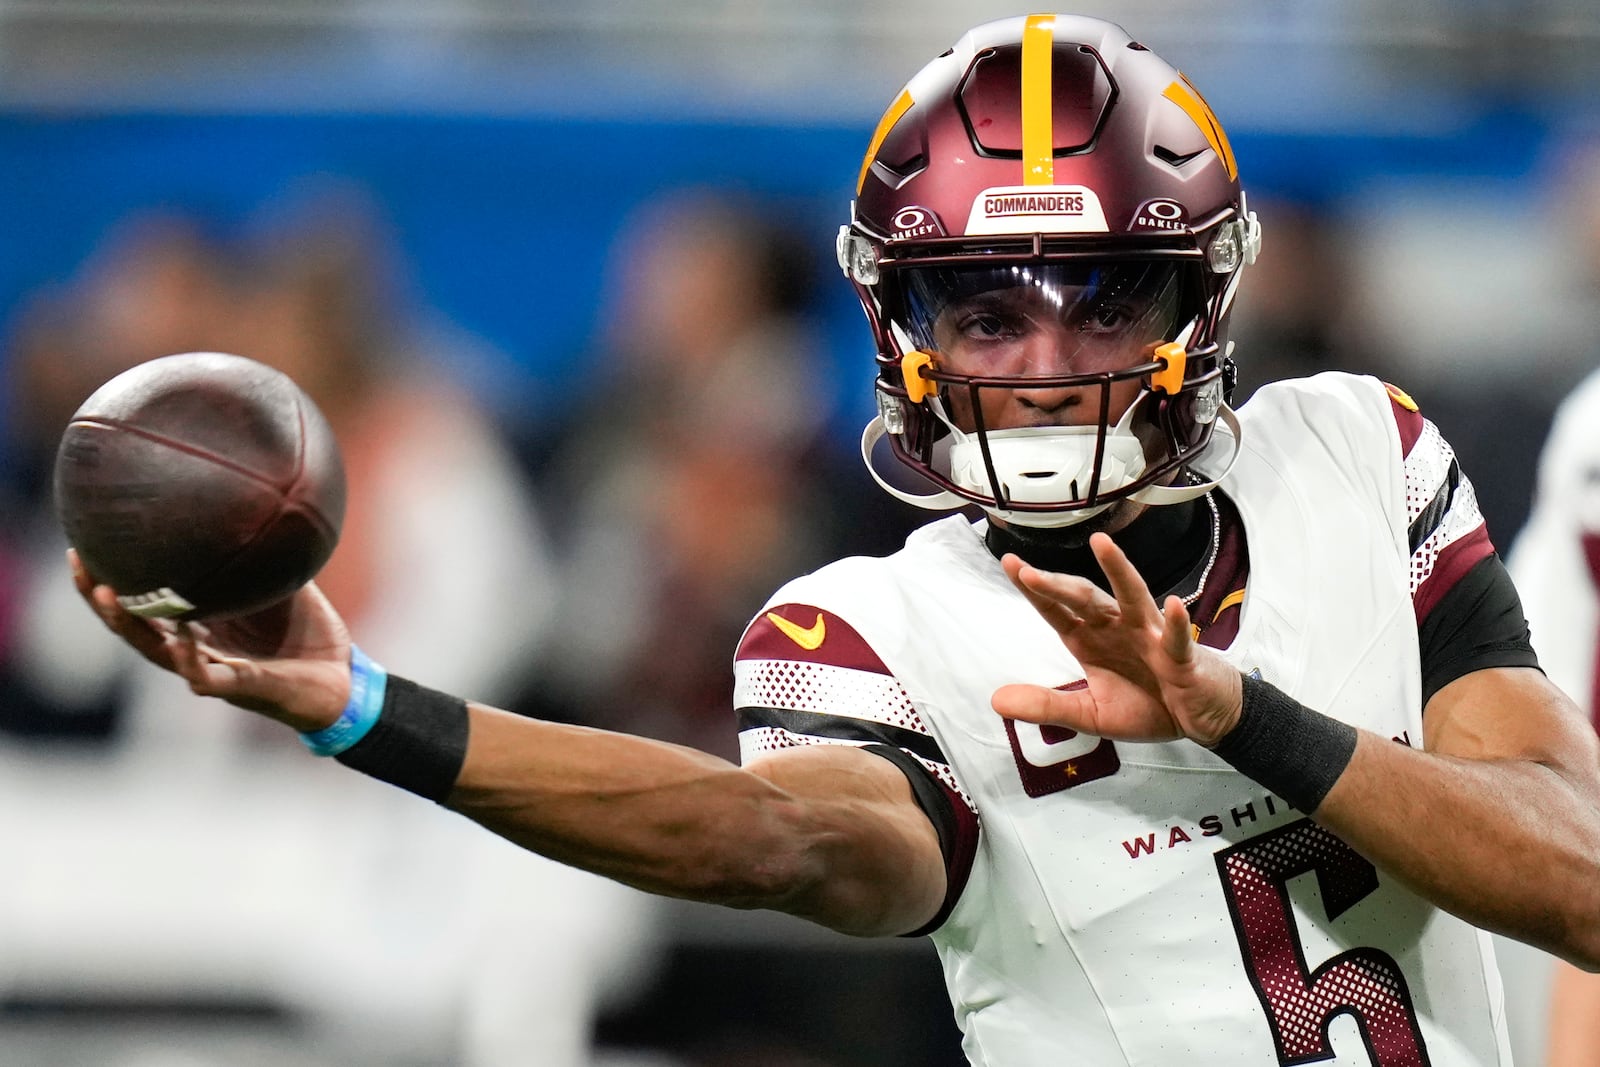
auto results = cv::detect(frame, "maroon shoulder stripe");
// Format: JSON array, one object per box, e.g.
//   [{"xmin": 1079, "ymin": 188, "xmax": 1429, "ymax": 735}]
[
  {"xmin": 737, "ymin": 604, "xmax": 891, "ymax": 674},
  {"xmin": 1386, "ymin": 384, "xmax": 1426, "ymax": 459},
  {"xmin": 1413, "ymin": 525, "xmax": 1493, "ymax": 623}
]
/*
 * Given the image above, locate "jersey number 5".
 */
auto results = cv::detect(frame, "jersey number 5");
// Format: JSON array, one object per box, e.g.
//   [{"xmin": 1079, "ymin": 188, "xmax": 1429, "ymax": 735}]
[{"xmin": 1215, "ymin": 819, "xmax": 1432, "ymax": 1067}]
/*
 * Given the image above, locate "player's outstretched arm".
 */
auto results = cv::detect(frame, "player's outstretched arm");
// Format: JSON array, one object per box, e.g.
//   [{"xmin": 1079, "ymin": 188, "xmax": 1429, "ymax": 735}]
[
  {"xmin": 72, "ymin": 553, "xmax": 946, "ymax": 938},
  {"xmin": 456, "ymin": 713, "xmax": 947, "ymax": 936}
]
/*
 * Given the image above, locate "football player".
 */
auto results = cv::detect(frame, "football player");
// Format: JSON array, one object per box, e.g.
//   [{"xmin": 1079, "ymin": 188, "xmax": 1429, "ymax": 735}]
[
  {"xmin": 1506, "ymin": 366, "xmax": 1600, "ymax": 1067},
  {"xmin": 74, "ymin": 14, "xmax": 1600, "ymax": 1066}
]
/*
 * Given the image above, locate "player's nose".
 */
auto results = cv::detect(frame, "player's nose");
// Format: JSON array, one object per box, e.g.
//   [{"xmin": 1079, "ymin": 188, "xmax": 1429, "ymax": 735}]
[
  {"xmin": 1014, "ymin": 383, "xmax": 1088, "ymax": 420},
  {"xmin": 1012, "ymin": 326, "xmax": 1093, "ymax": 420}
]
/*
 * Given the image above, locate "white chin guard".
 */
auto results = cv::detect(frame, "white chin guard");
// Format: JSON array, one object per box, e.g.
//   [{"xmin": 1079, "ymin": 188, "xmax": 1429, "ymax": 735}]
[
  {"xmin": 859, "ymin": 403, "xmax": 1242, "ymax": 529},
  {"xmin": 948, "ymin": 423, "xmax": 1147, "ymax": 527}
]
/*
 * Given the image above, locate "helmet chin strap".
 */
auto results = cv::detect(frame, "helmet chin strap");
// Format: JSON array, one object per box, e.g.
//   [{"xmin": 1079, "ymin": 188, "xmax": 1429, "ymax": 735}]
[
  {"xmin": 860, "ymin": 417, "xmax": 971, "ymax": 513},
  {"xmin": 858, "ymin": 401, "xmax": 1244, "ymax": 528},
  {"xmin": 1126, "ymin": 402, "xmax": 1243, "ymax": 505}
]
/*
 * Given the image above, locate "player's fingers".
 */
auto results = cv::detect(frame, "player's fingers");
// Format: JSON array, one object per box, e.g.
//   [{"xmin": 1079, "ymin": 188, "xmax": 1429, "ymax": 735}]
[
  {"xmin": 189, "ymin": 634, "xmax": 261, "ymax": 686},
  {"xmin": 992, "ymin": 681, "xmax": 1097, "ymax": 731},
  {"xmin": 67, "ymin": 548, "xmax": 94, "ymax": 598},
  {"xmin": 166, "ymin": 627, "xmax": 228, "ymax": 694},
  {"xmin": 1089, "ymin": 533, "xmax": 1161, "ymax": 624},
  {"xmin": 1004, "ymin": 554, "xmax": 1117, "ymax": 625},
  {"xmin": 184, "ymin": 634, "xmax": 326, "ymax": 727},
  {"xmin": 1159, "ymin": 595, "xmax": 1196, "ymax": 665},
  {"xmin": 1001, "ymin": 554, "xmax": 1089, "ymax": 632},
  {"xmin": 84, "ymin": 582, "xmax": 178, "ymax": 669}
]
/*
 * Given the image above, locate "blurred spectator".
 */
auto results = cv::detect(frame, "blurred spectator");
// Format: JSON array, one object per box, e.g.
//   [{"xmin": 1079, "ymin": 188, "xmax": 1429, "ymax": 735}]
[
  {"xmin": 1225, "ymin": 197, "xmax": 1358, "ymax": 401},
  {"xmin": 0, "ymin": 191, "xmax": 662, "ymax": 1066},
  {"xmin": 1506, "ymin": 364, "xmax": 1600, "ymax": 1067},
  {"xmin": 2, "ymin": 214, "xmax": 240, "ymax": 504},
  {"xmin": 1333, "ymin": 149, "xmax": 1600, "ymax": 547},
  {"xmin": 0, "ymin": 214, "xmax": 242, "ymax": 738},
  {"xmin": 513, "ymin": 188, "xmax": 941, "ymax": 1067},
  {"xmin": 1504, "ymin": 139, "xmax": 1600, "ymax": 1067},
  {"xmin": 530, "ymin": 189, "xmax": 912, "ymax": 760}
]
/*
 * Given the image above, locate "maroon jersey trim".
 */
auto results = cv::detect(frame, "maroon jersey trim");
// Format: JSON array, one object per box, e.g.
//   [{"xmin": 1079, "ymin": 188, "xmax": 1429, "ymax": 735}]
[
  {"xmin": 906, "ymin": 782, "xmax": 979, "ymax": 937},
  {"xmin": 1413, "ymin": 524, "xmax": 1493, "ymax": 624},
  {"xmin": 737, "ymin": 603, "xmax": 892, "ymax": 674},
  {"xmin": 1386, "ymin": 384, "xmax": 1426, "ymax": 458},
  {"xmin": 1584, "ymin": 533, "xmax": 1600, "ymax": 731},
  {"xmin": 1190, "ymin": 491, "xmax": 1251, "ymax": 650}
]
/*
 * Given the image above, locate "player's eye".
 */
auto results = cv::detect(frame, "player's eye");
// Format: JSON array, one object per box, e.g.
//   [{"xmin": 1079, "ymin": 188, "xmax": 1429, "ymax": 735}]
[
  {"xmin": 1080, "ymin": 302, "xmax": 1135, "ymax": 334},
  {"xmin": 955, "ymin": 310, "xmax": 1021, "ymax": 341}
]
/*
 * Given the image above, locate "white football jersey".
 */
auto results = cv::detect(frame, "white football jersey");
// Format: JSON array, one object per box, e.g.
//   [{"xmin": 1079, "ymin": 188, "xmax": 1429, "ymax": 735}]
[{"xmin": 734, "ymin": 372, "xmax": 1510, "ymax": 1066}]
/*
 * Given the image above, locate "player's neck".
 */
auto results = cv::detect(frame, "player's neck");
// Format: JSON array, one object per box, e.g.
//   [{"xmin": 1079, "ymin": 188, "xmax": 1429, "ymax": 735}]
[{"xmin": 984, "ymin": 496, "xmax": 1210, "ymax": 599}]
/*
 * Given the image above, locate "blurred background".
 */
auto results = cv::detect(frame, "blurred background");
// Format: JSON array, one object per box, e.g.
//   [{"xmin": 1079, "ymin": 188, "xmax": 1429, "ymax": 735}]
[{"xmin": 0, "ymin": 2, "xmax": 1597, "ymax": 1065}]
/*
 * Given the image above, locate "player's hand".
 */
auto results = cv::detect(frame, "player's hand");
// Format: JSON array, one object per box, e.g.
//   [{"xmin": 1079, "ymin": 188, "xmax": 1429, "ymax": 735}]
[
  {"xmin": 993, "ymin": 533, "xmax": 1243, "ymax": 747},
  {"xmin": 70, "ymin": 548, "xmax": 352, "ymax": 733}
]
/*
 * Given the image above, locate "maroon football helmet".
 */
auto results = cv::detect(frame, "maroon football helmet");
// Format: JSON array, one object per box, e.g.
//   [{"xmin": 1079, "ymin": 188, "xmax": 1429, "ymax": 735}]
[{"xmin": 842, "ymin": 13, "xmax": 1259, "ymax": 527}]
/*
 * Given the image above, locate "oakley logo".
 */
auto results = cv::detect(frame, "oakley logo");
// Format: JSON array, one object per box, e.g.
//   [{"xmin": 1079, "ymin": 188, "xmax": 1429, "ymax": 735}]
[
  {"xmin": 890, "ymin": 206, "xmax": 944, "ymax": 240},
  {"xmin": 1131, "ymin": 197, "xmax": 1189, "ymax": 232}
]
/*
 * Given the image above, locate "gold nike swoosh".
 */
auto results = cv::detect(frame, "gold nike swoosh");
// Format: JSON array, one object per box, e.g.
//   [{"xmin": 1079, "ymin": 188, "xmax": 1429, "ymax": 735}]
[{"xmin": 767, "ymin": 611, "xmax": 826, "ymax": 651}]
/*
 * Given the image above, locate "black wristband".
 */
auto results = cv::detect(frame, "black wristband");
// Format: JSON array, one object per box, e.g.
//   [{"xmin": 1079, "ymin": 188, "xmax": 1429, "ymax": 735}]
[
  {"xmin": 1209, "ymin": 674, "xmax": 1358, "ymax": 813},
  {"xmin": 334, "ymin": 674, "xmax": 470, "ymax": 803}
]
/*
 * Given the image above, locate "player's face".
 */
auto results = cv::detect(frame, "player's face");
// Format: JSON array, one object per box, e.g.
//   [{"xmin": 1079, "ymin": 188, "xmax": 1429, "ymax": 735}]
[{"xmin": 900, "ymin": 262, "xmax": 1186, "ymax": 434}]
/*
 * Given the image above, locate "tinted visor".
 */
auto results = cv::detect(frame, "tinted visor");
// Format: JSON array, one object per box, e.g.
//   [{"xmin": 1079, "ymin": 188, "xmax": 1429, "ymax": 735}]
[{"xmin": 889, "ymin": 261, "xmax": 1191, "ymax": 376}]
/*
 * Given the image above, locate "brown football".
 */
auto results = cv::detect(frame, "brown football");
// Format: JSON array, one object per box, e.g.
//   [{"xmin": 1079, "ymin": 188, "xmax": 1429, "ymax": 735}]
[{"xmin": 53, "ymin": 351, "xmax": 346, "ymax": 621}]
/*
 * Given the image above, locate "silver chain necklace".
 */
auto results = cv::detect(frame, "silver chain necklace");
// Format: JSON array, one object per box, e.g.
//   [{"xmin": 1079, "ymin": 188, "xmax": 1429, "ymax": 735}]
[{"xmin": 1181, "ymin": 491, "xmax": 1223, "ymax": 608}]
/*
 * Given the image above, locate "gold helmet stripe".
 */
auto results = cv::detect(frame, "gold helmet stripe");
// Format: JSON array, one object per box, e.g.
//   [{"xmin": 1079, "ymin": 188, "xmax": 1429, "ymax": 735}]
[
  {"xmin": 1162, "ymin": 75, "xmax": 1238, "ymax": 181},
  {"xmin": 857, "ymin": 89, "xmax": 915, "ymax": 195},
  {"xmin": 1020, "ymin": 13, "xmax": 1057, "ymax": 186}
]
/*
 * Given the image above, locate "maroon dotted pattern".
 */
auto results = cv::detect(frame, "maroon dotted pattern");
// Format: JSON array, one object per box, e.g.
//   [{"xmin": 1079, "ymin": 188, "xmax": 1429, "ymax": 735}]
[
  {"xmin": 735, "ymin": 658, "xmax": 925, "ymax": 733},
  {"xmin": 1218, "ymin": 820, "xmax": 1430, "ymax": 1067}
]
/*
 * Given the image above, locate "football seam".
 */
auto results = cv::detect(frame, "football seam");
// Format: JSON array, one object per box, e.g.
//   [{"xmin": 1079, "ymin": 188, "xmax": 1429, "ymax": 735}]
[
  {"xmin": 285, "ymin": 393, "xmax": 339, "ymax": 544},
  {"xmin": 172, "ymin": 507, "xmax": 317, "ymax": 617},
  {"xmin": 69, "ymin": 416, "xmax": 290, "ymax": 492},
  {"xmin": 70, "ymin": 412, "xmax": 326, "ymax": 614}
]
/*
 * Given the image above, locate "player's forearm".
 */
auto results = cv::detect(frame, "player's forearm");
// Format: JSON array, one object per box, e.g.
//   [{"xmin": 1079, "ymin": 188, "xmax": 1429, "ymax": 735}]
[
  {"xmin": 441, "ymin": 706, "xmax": 941, "ymax": 936},
  {"xmin": 1314, "ymin": 731, "xmax": 1600, "ymax": 969},
  {"xmin": 446, "ymin": 704, "xmax": 822, "ymax": 910}
]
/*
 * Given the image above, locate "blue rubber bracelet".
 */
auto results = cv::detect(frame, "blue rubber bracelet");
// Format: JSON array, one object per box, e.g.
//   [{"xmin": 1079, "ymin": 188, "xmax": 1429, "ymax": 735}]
[{"xmin": 299, "ymin": 645, "xmax": 389, "ymax": 757}]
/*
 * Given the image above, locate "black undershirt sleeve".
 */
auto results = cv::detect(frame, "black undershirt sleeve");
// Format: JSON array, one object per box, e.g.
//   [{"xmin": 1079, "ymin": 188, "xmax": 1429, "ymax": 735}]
[
  {"xmin": 1419, "ymin": 553, "xmax": 1542, "ymax": 708},
  {"xmin": 862, "ymin": 743, "xmax": 958, "ymax": 870}
]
